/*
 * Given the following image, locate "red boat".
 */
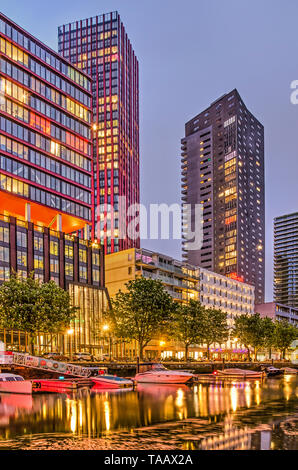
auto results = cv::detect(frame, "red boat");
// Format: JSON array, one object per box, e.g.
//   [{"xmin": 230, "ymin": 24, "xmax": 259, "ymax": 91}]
[{"xmin": 0, "ymin": 374, "xmax": 32, "ymax": 395}]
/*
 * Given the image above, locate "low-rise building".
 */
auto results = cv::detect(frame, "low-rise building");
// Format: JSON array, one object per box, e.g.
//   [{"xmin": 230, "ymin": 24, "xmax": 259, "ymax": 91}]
[
  {"xmin": 0, "ymin": 213, "xmax": 110, "ymax": 355},
  {"xmin": 106, "ymin": 247, "xmax": 254, "ymax": 312},
  {"xmin": 256, "ymin": 302, "xmax": 298, "ymax": 326},
  {"xmin": 105, "ymin": 248, "xmax": 255, "ymax": 359}
]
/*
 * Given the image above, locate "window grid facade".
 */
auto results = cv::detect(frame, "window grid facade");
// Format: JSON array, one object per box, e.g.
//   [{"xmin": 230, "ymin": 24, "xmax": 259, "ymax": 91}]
[
  {"xmin": 0, "ymin": 13, "xmax": 93, "ymax": 230},
  {"xmin": 181, "ymin": 89, "xmax": 265, "ymax": 303},
  {"xmin": 274, "ymin": 213, "xmax": 298, "ymax": 308},
  {"xmin": 58, "ymin": 11, "xmax": 140, "ymax": 254}
]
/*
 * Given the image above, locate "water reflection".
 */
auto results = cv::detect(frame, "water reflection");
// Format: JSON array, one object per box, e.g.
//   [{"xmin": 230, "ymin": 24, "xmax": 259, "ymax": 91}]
[{"xmin": 0, "ymin": 376, "xmax": 296, "ymax": 449}]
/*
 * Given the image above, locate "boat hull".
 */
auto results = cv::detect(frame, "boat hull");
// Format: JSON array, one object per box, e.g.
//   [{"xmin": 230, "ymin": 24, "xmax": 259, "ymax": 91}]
[
  {"xmin": 0, "ymin": 380, "xmax": 32, "ymax": 395},
  {"xmin": 135, "ymin": 372, "xmax": 195, "ymax": 384},
  {"xmin": 91, "ymin": 376, "xmax": 133, "ymax": 388},
  {"xmin": 281, "ymin": 367, "xmax": 298, "ymax": 375},
  {"xmin": 266, "ymin": 370, "xmax": 284, "ymax": 377},
  {"xmin": 214, "ymin": 369, "xmax": 264, "ymax": 379}
]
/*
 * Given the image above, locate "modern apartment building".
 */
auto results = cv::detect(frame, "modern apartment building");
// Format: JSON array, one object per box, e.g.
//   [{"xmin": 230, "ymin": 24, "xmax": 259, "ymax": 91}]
[
  {"xmin": 0, "ymin": 213, "xmax": 110, "ymax": 354},
  {"xmin": 58, "ymin": 11, "xmax": 140, "ymax": 254},
  {"xmin": 105, "ymin": 247, "xmax": 255, "ymax": 359},
  {"xmin": 0, "ymin": 13, "xmax": 112, "ymax": 354},
  {"xmin": 105, "ymin": 247, "xmax": 200, "ymax": 302},
  {"xmin": 256, "ymin": 302, "xmax": 298, "ymax": 326},
  {"xmin": 199, "ymin": 267, "xmax": 255, "ymax": 324},
  {"xmin": 274, "ymin": 212, "xmax": 298, "ymax": 308},
  {"xmin": 181, "ymin": 89, "xmax": 265, "ymax": 303},
  {"xmin": 0, "ymin": 13, "xmax": 93, "ymax": 235},
  {"xmin": 105, "ymin": 247, "xmax": 255, "ymax": 317}
]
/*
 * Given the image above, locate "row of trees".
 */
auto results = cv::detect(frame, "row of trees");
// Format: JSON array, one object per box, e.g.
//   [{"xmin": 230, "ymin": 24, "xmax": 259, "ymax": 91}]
[
  {"xmin": 0, "ymin": 275, "xmax": 297, "ymax": 360},
  {"xmin": 107, "ymin": 277, "xmax": 298, "ymax": 360},
  {"xmin": 0, "ymin": 274, "xmax": 77, "ymax": 353},
  {"xmin": 234, "ymin": 313, "xmax": 298, "ymax": 360}
]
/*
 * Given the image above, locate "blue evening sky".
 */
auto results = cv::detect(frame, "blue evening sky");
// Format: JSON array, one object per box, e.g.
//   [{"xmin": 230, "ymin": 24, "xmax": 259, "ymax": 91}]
[{"xmin": 1, "ymin": 0, "xmax": 298, "ymax": 301}]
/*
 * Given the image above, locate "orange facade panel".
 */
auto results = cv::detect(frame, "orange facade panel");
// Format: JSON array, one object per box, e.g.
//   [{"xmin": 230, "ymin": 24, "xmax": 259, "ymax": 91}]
[{"xmin": 0, "ymin": 190, "xmax": 89, "ymax": 233}]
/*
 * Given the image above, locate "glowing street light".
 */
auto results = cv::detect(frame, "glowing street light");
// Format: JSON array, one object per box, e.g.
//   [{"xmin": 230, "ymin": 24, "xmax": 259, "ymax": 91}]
[{"xmin": 67, "ymin": 328, "xmax": 74, "ymax": 360}]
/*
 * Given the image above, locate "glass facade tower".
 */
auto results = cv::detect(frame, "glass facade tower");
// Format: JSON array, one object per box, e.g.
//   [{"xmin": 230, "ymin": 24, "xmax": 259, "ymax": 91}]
[
  {"xmin": 58, "ymin": 11, "xmax": 140, "ymax": 254},
  {"xmin": 0, "ymin": 12, "xmax": 93, "ymax": 234}
]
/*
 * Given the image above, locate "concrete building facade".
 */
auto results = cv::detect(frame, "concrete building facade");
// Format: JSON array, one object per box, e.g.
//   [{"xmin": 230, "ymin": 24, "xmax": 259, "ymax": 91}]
[{"xmin": 181, "ymin": 89, "xmax": 265, "ymax": 303}]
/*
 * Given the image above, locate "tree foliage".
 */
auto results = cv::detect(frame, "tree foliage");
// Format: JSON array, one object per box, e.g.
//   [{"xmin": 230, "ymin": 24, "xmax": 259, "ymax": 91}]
[
  {"xmin": 233, "ymin": 313, "xmax": 264, "ymax": 359},
  {"xmin": 108, "ymin": 277, "xmax": 174, "ymax": 359},
  {"xmin": 199, "ymin": 307, "xmax": 229, "ymax": 359},
  {"xmin": 273, "ymin": 320, "xmax": 298, "ymax": 359},
  {"xmin": 261, "ymin": 316, "xmax": 276, "ymax": 357},
  {"xmin": 234, "ymin": 313, "xmax": 298, "ymax": 360},
  {"xmin": 0, "ymin": 274, "xmax": 77, "ymax": 350},
  {"xmin": 170, "ymin": 300, "xmax": 204, "ymax": 359}
]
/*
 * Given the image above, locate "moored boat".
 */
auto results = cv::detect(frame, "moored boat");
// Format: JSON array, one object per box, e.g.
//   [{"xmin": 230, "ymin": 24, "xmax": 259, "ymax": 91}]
[
  {"xmin": 213, "ymin": 368, "xmax": 265, "ymax": 379},
  {"xmin": 0, "ymin": 373, "xmax": 32, "ymax": 395},
  {"xmin": 91, "ymin": 374, "xmax": 133, "ymax": 388},
  {"xmin": 135, "ymin": 363, "xmax": 196, "ymax": 384},
  {"xmin": 281, "ymin": 367, "xmax": 298, "ymax": 375},
  {"xmin": 264, "ymin": 366, "xmax": 284, "ymax": 377}
]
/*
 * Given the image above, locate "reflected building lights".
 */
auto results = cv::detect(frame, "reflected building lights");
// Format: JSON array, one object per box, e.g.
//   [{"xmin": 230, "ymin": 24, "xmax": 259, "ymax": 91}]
[
  {"xmin": 230, "ymin": 386, "xmax": 238, "ymax": 412},
  {"xmin": 245, "ymin": 384, "xmax": 252, "ymax": 408},
  {"xmin": 104, "ymin": 400, "xmax": 111, "ymax": 432},
  {"xmin": 70, "ymin": 401, "xmax": 77, "ymax": 434},
  {"xmin": 175, "ymin": 388, "xmax": 184, "ymax": 408},
  {"xmin": 0, "ymin": 376, "xmax": 296, "ymax": 448}
]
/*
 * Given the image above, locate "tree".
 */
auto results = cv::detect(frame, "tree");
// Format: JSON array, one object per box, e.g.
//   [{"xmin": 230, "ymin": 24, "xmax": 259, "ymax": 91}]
[
  {"xmin": 273, "ymin": 320, "xmax": 298, "ymax": 360},
  {"xmin": 108, "ymin": 277, "xmax": 174, "ymax": 360},
  {"xmin": 200, "ymin": 307, "xmax": 229, "ymax": 359},
  {"xmin": 170, "ymin": 300, "xmax": 204, "ymax": 360},
  {"xmin": 0, "ymin": 274, "xmax": 77, "ymax": 353},
  {"xmin": 260, "ymin": 316, "xmax": 275, "ymax": 359},
  {"xmin": 233, "ymin": 313, "xmax": 264, "ymax": 360}
]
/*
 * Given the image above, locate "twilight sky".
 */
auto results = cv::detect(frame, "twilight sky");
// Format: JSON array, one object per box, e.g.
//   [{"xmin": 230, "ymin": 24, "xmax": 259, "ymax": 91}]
[{"xmin": 1, "ymin": 0, "xmax": 298, "ymax": 301}]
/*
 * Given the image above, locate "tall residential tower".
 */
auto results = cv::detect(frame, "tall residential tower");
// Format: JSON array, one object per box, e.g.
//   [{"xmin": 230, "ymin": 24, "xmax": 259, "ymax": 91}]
[
  {"xmin": 274, "ymin": 212, "xmax": 298, "ymax": 308},
  {"xmin": 58, "ymin": 11, "xmax": 140, "ymax": 254},
  {"xmin": 181, "ymin": 89, "xmax": 265, "ymax": 303},
  {"xmin": 0, "ymin": 12, "xmax": 93, "ymax": 235}
]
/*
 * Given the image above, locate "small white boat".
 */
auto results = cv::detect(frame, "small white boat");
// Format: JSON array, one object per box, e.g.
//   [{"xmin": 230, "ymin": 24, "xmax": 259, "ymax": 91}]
[
  {"xmin": 0, "ymin": 373, "xmax": 32, "ymax": 395},
  {"xmin": 213, "ymin": 368, "xmax": 265, "ymax": 379},
  {"xmin": 281, "ymin": 367, "xmax": 298, "ymax": 375},
  {"xmin": 91, "ymin": 372, "xmax": 133, "ymax": 389},
  {"xmin": 135, "ymin": 363, "xmax": 196, "ymax": 384}
]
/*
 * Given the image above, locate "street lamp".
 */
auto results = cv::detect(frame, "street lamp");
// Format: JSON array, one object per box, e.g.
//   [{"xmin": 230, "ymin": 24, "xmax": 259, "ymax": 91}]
[
  {"xmin": 102, "ymin": 324, "xmax": 112, "ymax": 361},
  {"xmin": 67, "ymin": 328, "xmax": 74, "ymax": 361},
  {"xmin": 159, "ymin": 340, "xmax": 166, "ymax": 361}
]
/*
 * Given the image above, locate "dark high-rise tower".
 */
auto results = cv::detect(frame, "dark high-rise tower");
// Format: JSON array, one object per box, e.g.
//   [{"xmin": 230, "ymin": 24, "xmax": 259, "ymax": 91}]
[
  {"xmin": 274, "ymin": 212, "xmax": 298, "ymax": 307},
  {"xmin": 181, "ymin": 89, "xmax": 265, "ymax": 303},
  {"xmin": 58, "ymin": 11, "xmax": 140, "ymax": 254}
]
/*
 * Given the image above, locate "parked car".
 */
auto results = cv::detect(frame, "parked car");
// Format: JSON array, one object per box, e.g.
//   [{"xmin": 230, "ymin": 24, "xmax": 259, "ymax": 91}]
[
  {"xmin": 43, "ymin": 352, "xmax": 69, "ymax": 361},
  {"xmin": 73, "ymin": 352, "xmax": 93, "ymax": 362}
]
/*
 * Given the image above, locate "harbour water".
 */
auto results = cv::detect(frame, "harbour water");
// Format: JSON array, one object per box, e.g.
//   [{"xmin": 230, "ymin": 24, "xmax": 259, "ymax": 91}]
[{"xmin": 0, "ymin": 375, "xmax": 297, "ymax": 450}]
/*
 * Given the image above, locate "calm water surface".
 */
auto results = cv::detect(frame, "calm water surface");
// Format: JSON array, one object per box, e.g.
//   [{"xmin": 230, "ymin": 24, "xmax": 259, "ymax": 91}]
[{"xmin": 0, "ymin": 375, "xmax": 297, "ymax": 450}]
